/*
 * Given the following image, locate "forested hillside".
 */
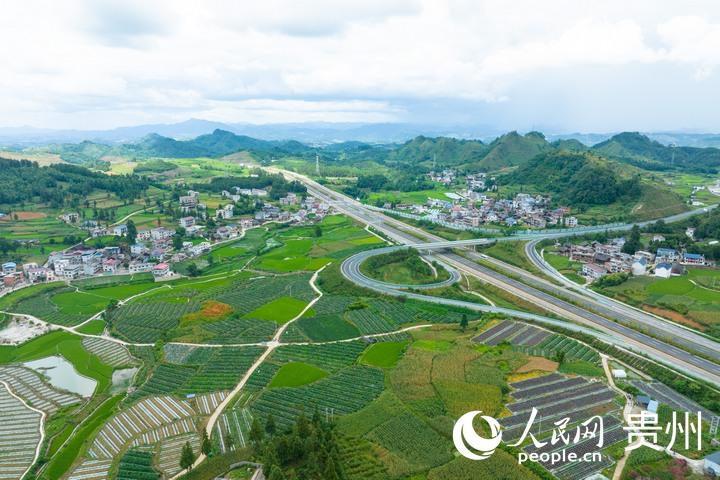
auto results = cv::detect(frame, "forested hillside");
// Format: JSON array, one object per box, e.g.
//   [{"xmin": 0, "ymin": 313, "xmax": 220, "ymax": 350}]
[
  {"xmin": 593, "ymin": 132, "xmax": 720, "ymax": 174},
  {"xmin": 499, "ymin": 151, "xmax": 643, "ymax": 206},
  {"xmin": 0, "ymin": 158, "xmax": 150, "ymax": 207}
]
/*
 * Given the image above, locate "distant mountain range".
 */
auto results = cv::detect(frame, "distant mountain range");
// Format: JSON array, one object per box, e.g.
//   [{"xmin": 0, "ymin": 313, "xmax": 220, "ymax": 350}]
[
  {"xmin": 2, "ymin": 118, "xmax": 720, "ymax": 149},
  {"xmin": 4, "ymin": 127, "xmax": 720, "ymax": 176}
]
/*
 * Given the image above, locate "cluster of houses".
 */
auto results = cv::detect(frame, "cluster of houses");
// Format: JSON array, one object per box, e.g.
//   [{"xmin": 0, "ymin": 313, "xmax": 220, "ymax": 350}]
[
  {"xmin": 556, "ymin": 238, "xmax": 715, "ymax": 282},
  {"xmin": 388, "ymin": 191, "xmax": 579, "ymax": 230},
  {"xmin": 2, "ymin": 188, "xmax": 335, "ymax": 291},
  {"xmin": 0, "ymin": 245, "xmax": 174, "ymax": 291}
]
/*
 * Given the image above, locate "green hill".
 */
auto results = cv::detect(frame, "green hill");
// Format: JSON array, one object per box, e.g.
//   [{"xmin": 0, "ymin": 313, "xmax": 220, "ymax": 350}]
[
  {"xmin": 476, "ymin": 131, "xmax": 552, "ymax": 171},
  {"xmin": 593, "ymin": 132, "xmax": 720, "ymax": 174},
  {"xmin": 384, "ymin": 136, "xmax": 487, "ymax": 166},
  {"xmin": 500, "ymin": 151, "xmax": 632, "ymax": 205},
  {"xmin": 499, "ymin": 150, "xmax": 689, "ymax": 220}
]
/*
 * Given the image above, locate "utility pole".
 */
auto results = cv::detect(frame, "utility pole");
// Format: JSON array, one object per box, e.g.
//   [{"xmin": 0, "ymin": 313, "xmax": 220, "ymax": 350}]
[{"xmin": 316, "ymin": 154, "xmax": 320, "ymax": 177}]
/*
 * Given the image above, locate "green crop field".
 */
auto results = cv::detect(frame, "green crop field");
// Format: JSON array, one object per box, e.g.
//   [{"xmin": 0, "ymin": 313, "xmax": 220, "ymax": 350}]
[
  {"xmin": 271, "ymin": 342, "xmax": 367, "ymax": 373},
  {"xmin": 361, "ymin": 341, "xmax": 407, "ymax": 368},
  {"xmin": 75, "ymin": 319, "xmax": 107, "ymax": 335},
  {"xmin": 243, "ymin": 297, "xmax": 310, "ymax": 323},
  {"xmin": 295, "ymin": 314, "xmax": 362, "ymax": 342},
  {"xmin": 50, "ymin": 291, "xmax": 108, "ymax": 315},
  {"xmin": 268, "ymin": 362, "xmax": 330, "ymax": 388},
  {"xmin": 250, "ymin": 365, "xmax": 385, "ymax": 428}
]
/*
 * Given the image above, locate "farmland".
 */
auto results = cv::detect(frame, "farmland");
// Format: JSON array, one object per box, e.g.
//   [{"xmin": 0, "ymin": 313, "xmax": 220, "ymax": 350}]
[
  {"xmin": 599, "ymin": 268, "xmax": 720, "ymax": 329},
  {"xmin": 267, "ymin": 362, "xmax": 330, "ymax": 388},
  {"xmin": 2, "ymin": 202, "xmax": 706, "ymax": 480},
  {"xmin": 0, "ymin": 382, "xmax": 43, "ymax": 480},
  {"xmin": 361, "ymin": 341, "xmax": 407, "ymax": 368},
  {"xmin": 131, "ymin": 346, "xmax": 264, "ymax": 400},
  {"xmin": 250, "ymin": 365, "xmax": 385, "ymax": 428}
]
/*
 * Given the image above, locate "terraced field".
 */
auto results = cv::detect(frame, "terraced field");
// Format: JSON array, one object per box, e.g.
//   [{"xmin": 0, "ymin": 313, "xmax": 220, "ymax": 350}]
[
  {"xmin": 132, "ymin": 346, "xmax": 265, "ymax": 400},
  {"xmin": 81, "ymin": 337, "xmax": 138, "ymax": 367},
  {"xmin": 0, "ymin": 365, "xmax": 82, "ymax": 414},
  {"xmin": 66, "ymin": 395, "xmax": 203, "ymax": 479},
  {"xmin": 0, "ymin": 382, "xmax": 42, "ymax": 480},
  {"xmin": 250, "ymin": 365, "xmax": 385, "ymax": 428},
  {"xmin": 471, "ymin": 321, "xmax": 600, "ymax": 363}
]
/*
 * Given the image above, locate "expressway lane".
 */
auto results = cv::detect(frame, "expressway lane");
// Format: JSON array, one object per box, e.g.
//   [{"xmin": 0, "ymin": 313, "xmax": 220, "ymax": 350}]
[
  {"xmin": 342, "ymin": 246, "xmax": 720, "ymax": 384},
  {"xmin": 273, "ymin": 168, "xmax": 720, "ymax": 385},
  {"xmin": 520, "ymin": 239, "xmax": 720, "ymax": 356}
]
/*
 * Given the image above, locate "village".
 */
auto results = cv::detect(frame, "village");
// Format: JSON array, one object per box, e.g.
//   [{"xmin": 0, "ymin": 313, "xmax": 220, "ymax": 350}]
[
  {"xmin": 382, "ymin": 169, "xmax": 581, "ymax": 230},
  {"xmin": 554, "ymin": 231, "xmax": 717, "ymax": 283},
  {"xmin": 0, "ymin": 189, "xmax": 332, "ymax": 291}
]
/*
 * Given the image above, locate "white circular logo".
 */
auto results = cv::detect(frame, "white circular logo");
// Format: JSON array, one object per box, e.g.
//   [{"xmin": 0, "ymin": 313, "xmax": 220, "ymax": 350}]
[{"xmin": 453, "ymin": 411, "xmax": 503, "ymax": 460}]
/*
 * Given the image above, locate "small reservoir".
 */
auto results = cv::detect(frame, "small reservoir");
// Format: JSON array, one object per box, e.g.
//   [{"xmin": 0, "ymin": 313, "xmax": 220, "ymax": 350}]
[{"xmin": 23, "ymin": 355, "xmax": 97, "ymax": 397}]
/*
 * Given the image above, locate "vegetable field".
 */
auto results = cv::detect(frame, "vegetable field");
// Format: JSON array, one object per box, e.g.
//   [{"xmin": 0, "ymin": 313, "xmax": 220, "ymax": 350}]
[
  {"xmin": 0, "ymin": 383, "xmax": 42, "ymax": 480},
  {"xmin": 250, "ymin": 365, "xmax": 384, "ymax": 428}
]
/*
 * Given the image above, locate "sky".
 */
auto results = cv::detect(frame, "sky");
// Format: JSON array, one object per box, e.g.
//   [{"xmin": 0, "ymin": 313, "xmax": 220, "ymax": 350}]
[{"xmin": 1, "ymin": 0, "xmax": 720, "ymax": 133}]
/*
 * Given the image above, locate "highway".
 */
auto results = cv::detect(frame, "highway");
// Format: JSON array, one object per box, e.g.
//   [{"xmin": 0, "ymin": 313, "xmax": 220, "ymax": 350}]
[{"xmin": 272, "ymin": 168, "xmax": 720, "ymax": 385}]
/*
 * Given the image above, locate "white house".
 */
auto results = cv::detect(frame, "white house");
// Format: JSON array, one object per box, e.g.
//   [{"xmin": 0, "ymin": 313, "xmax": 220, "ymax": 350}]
[
  {"xmin": 217, "ymin": 204, "xmax": 234, "ymax": 219},
  {"xmin": 113, "ymin": 225, "xmax": 128, "ymax": 237},
  {"xmin": 705, "ymin": 451, "xmax": 720, "ymax": 477},
  {"xmin": 631, "ymin": 257, "xmax": 647, "ymax": 276},
  {"xmin": 26, "ymin": 267, "xmax": 55, "ymax": 283},
  {"xmin": 655, "ymin": 262, "xmax": 672, "ymax": 278},
  {"xmin": 152, "ymin": 263, "xmax": 170, "ymax": 278},
  {"xmin": 656, "ymin": 248, "xmax": 679, "ymax": 263},
  {"xmin": 2, "ymin": 262, "xmax": 17, "ymax": 274},
  {"xmin": 151, "ymin": 227, "xmax": 175, "ymax": 240},
  {"xmin": 179, "ymin": 216, "xmax": 196, "ymax": 228},
  {"xmin": 681, "ymin": 253, "xmax": 705, "ymax": 266},
  {"xmin": 130, "ymin": 243, "xmax": 146, "ymax": 255},
  {"xmin": 137, "ymin": 229, "xmax": 151, "ymax": 241},
  {"xmin": 62, "ymin": 264, "xmax": 80, "ymax": 279},
  {"xmin": 102, "ymin": 259, "xmax": 118, "ymax": 273},
  {"xmin": 565, "ymin": 216, "xmax": 578, "ymax": 227},
  {"xmin": 129, "ymin": 262, "xmax": 155, "ymax": 273},
  {"xmin": 583, "ymin": 263, "xmax": 608, "ymax": 281}
]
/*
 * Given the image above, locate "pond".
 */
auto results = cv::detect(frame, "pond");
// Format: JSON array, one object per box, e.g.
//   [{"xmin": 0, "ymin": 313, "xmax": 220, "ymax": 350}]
[
  {"xmin": 110, "ymin": 367, "xmax": 138, "ymax": 394},
  {"xmin": 23, "ymin": 355, "xmax": 97, "ymax": 397}
]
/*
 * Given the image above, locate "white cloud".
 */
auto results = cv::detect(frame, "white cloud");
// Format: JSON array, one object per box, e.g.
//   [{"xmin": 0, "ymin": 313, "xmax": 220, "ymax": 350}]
[{"xmin": 0, "ymin": 0, "xmax": 719, "ymax": 131}]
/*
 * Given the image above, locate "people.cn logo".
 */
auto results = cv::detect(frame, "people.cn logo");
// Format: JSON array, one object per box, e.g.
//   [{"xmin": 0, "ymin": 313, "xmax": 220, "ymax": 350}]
[{"xmin": 453, "ymin": 411, "xmax": 503, "ymax": 460}]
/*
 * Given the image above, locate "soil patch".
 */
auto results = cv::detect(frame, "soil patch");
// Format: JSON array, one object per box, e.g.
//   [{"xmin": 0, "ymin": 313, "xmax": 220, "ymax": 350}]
[
  {"xmin": 0, "ymin": 211, "xmax": 47, "ymax": 220},
  {"xmin": 641, "ymin": 305, "xmax": 706, "ymax": 330},
  {"xmin": 516, "ymin": 356, "xmax": 559, "ymax": 373}
]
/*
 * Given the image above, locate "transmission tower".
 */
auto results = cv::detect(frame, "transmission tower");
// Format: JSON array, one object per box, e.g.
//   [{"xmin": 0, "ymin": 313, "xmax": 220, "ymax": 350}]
[{"xmin": 315, "ymin": 154, "xmax": 320, "ymax": 176}]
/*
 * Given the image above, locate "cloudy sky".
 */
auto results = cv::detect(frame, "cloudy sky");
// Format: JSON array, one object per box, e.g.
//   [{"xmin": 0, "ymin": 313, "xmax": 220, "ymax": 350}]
[{"xmin": 1, "ymin": 0, "xmax": 720, "ymax": 133}]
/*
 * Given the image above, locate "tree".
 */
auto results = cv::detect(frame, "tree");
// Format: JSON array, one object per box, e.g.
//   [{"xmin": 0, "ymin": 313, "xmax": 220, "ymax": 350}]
[
  {"xmin": 187, "ymin": 263, "xmax": 201, "ymax": 277},
  {"xmin": 172, "ymin": 234, "xmax": 184, "ymax": 251},
  {"xmin": 294, "ymin": 410, "xmax": 310, "ymax": 437},
  {"xmin": 460, "ymin": 314, "xmax": 468, "ymax": 331},
  {"xmin": 249, "ymin": 416, "xmax": 265, "ymax": 445},
  {"xmin": 201, "ymin": 429, "xmax": 211, "ymax": 455},
  {"xmin": 323, "ymin": 457, "xmax": 339, "ymax": 480},
  {"xmin": 126, "ymin": 220, "xmax": 137, "ymax": 245},
  {"xmin": 268, "ymin": 465, "xmax": 286, "ymax": 480},
  {"xmin": 106, "ymin": 299, "xmax": 119, "ymax": 315},
  {"xmin": 622, "ymin": 224, "xmax": 642, "ymax": 254},
  {"xmin": 180, "ymin": 441, "xmax": 195, "ymax": 471},
  {"xmin": 315, "ymin": 225, "xmax": 323, "ymax": 237},
  {"xmin": 266, "ymin": 413, "xmax": 276, "ymax": 436}
]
